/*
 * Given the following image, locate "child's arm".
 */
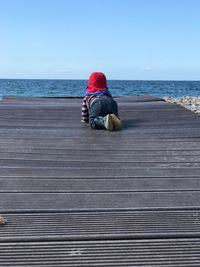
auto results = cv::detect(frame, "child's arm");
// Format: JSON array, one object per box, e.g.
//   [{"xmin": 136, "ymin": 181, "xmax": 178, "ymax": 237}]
[{"xmin": 81, "ymin": 98, "xmax": 89, "ymax": 123}]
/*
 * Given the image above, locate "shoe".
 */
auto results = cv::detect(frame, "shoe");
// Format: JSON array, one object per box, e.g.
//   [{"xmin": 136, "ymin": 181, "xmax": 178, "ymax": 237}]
[
  {"xmin": 104, "ymin": 114, "xmax": 113, "ymax": 131},
  {"xmin": 111, "ymin": 114, "xmax": 123, "ymax": 130}
]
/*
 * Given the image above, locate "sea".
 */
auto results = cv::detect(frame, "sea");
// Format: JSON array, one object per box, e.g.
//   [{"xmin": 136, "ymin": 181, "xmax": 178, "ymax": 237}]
[{"xmin": 0, "ymin": 79, "xmax": 200, "ymax": 98}]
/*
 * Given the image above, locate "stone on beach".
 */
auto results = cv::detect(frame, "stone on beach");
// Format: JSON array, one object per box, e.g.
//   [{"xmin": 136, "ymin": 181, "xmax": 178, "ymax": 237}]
[
  {"xmin": 164, "ymin": 96, "xmax": 200, "ymax": 114},
  {"xmin": 0, "ymin": 215, "xmax": 7, "ymax": 225}
]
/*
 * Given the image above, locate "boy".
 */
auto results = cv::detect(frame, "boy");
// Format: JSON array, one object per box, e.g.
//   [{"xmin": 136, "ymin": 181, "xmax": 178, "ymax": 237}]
[{"xmin": 81, "ymin": 72, "xmax": 122, "ymax": 131}]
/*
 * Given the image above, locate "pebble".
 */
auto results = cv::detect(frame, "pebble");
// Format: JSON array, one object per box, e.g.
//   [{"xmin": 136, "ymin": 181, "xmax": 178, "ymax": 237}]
[
  {"xmin": 164, "ymin": 96, "xmax": 200, "ymax": 115},
  {"xmin": 0, "ymin": 215, "xmax": 7, "ymax": 225}
]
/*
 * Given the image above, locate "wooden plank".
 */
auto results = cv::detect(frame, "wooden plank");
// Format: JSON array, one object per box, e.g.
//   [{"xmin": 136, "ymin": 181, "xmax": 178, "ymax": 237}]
[
  {"xmin": 0, "ymin": 119, "xmax": 199, "ymax": 128},
  {"xmin": 116, "ymin": 96, "xmax": 165, "ymax": 102},
  {"xmin": 0, "ymin": 97, "xmax": 78, "ymax": 102},
  {"xmin": 2, "ymin": 95, "xmax": 163, "ymax": 102},
  {"xmin": 1, "ymin": 210, "xmax": 200, "ymax": 242},
  {"xmin": 0, "ymin": 111, "xmax": 196, "ymax": 120},
  {"xmin": 0, "ymin": 158, "xmax": 200, "ymax": 168},
  {"xmin": 2, "ymin": 191, "xmax": 200, "ymax": 211},
  {"xmin": 0, "ymin": 108, "xmax": 192, "ymax": 116},
  {"xmin": 0, "ymin": 101, "xmax": 189, "ymax": 110},
  {"xmin": 0, "ymin": 131, "xmax": 199, "ymax": 139},
  {"xmin": 0, "ymin": 148, "xmax": 200, "ymax": 156},
  {"xmin": 0, "ymin": 167, "xmax": 199, "ymax": 178},
  {"xmin": 0, "ymin": 152, "xmax": 199, "ymax": 162},
  {"xmin": 0, "ymin": 139, "xmax": 200, "ymax": 150},
  {"xmin": 0, "ymin": 118, "xmax": 199, "ymax": 125},
  {"xmin": 1, "ymin": 238, "xmax": 200, "ymax": 266},
  {"xmin": 1, "ymin": 177, "xmax": 200, "ymax": 192}
]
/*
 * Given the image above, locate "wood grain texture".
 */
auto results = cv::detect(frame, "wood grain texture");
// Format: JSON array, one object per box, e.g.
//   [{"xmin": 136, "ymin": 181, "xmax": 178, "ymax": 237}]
[{"xmin": 0, "ymin": 96, "xmax": 200, "ymax": 265}]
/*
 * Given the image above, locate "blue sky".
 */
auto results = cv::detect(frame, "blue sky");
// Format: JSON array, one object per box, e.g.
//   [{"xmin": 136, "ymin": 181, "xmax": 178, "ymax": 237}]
[{"xmin": 0, "ymin": 0, "xmax": 200, "ymax": 80}]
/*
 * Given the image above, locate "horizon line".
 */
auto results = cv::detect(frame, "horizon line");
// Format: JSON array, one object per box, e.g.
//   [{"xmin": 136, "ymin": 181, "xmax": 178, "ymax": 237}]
[{"xmin": 0, "ymin": 78, "xmax": 200, "ymax": 82}]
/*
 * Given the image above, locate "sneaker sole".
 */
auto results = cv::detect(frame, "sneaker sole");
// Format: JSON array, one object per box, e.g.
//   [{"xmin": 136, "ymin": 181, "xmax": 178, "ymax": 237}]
[
  {"xmin": 111, "ymin": 114, "xmax": 123, "ymax": 130},
  {"xmin": 105, "ymin": 114, "xmax": 113, "ymax": 131}
]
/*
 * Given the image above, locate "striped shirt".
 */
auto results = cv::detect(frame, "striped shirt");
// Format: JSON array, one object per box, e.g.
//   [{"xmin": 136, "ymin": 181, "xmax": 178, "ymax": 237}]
[{"xmin": 81, "ymin": 92, "xmax": 112, "ymax": 122}]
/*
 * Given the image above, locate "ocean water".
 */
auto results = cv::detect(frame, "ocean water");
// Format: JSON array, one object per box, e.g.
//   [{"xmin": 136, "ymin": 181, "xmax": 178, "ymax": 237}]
[{"xmin": 0, "ymin": 79, "xmax": 200, "ymax": 98}]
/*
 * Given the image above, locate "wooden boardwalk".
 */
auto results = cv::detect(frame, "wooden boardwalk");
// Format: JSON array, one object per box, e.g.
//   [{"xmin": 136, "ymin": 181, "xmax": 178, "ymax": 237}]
[{"xmin": 0, "ymin": 96, "xmax": 200, "ymax": 266}]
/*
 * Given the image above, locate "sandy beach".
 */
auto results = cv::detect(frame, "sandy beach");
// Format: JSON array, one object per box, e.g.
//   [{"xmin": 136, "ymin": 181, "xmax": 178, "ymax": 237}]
[{"xmin": 164, "ymin": 96, "xmax": 200, "ymax": 115}]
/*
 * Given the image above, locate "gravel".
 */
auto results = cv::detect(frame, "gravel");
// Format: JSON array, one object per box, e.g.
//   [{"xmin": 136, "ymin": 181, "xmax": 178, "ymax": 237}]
[{"xmin": 164, "ymin": 96, "xmax": 200, "ymax": 115}]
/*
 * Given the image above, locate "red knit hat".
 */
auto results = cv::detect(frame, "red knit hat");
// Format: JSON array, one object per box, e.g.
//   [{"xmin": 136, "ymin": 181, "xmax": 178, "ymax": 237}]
[{"xmin": 86, "ymin": 72, "xmax": 108, "ymax": 95}]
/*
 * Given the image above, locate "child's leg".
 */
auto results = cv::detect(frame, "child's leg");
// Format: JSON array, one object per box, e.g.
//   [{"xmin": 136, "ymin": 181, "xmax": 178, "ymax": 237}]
[
  {"xmin": 98, "ymin": 97, "xmax": 118, "ymax": 115},
  {"xmin": 103, "ymin": 98, "xmax": 122, "ymax": 130},
  {"xmin": 89, "ymin": 96, "xmax": 121, "ymax": 130},
  {"xmin": 89, "ymin": 98, "xmax": 114, "ymax": 130},
  {"xmin": 91, "ymin": 114, "xmax": 113, "ymax": 131},
  {"xmin": 89, "ymin": 100, "xmax": 105, "ymax": 129}
]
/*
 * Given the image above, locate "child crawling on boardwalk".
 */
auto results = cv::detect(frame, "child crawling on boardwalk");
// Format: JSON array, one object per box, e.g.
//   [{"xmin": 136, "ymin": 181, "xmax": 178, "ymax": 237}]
[{"xmin": 81, "ymin": 72, "xmax": 122, "ymax": 131}]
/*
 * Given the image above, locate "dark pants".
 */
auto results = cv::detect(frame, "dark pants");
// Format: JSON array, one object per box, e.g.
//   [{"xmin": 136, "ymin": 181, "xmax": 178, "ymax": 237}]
[{"xmin": 89, "ymin": 96, "xmax": 118, "ymax": 129}]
